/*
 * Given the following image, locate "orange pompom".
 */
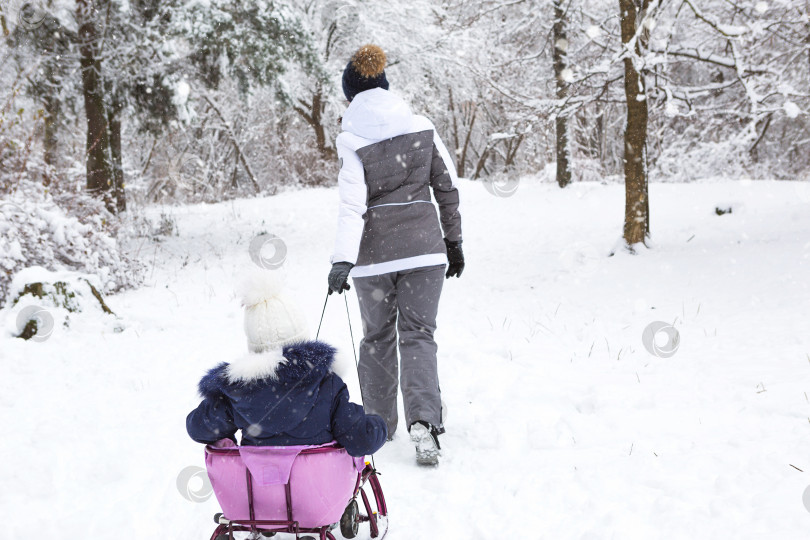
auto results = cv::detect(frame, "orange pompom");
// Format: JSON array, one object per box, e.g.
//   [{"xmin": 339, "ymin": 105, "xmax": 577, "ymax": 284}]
[{"xmin": 351, "ymin": 44, "xmax": 387, "ymax": 78}]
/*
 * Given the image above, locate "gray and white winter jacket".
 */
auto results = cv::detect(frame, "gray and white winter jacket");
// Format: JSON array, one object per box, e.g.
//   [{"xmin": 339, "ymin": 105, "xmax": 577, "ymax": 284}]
[{"xmin": 332, "ymin": 88, "xmax": 462, "ymax": 278}]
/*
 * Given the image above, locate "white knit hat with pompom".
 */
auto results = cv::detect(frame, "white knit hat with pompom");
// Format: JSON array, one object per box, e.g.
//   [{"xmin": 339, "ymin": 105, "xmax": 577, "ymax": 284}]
[{"xmin": 237, "ymin": 269, "xmax": 308, "ymax": 353}]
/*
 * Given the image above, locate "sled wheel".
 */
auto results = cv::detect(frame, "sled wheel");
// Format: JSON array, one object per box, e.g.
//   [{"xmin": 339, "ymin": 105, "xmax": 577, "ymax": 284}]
[{"xmin": 340, "ymin": 499, "xmax": 360, "ymax": 539}]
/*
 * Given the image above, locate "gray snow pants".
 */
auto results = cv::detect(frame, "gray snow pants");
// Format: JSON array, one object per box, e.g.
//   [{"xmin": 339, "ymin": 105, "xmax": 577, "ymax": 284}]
[{"xmin": 352, "ymin": 264, "xmax": 445, "ymax": 435}]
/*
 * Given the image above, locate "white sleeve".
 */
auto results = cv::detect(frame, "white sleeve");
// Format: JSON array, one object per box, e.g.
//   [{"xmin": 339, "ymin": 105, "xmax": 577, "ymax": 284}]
[
  {"xmin": 432, "ymin": 128, "xmax": 460, "ymax": 188},
  {"xmin": 413, "ymin": 115, "xmax": 460, "ymax": 186},
  {"xmin": 331, "ymin": 135, "xmax": 367, "ymax": 265}
]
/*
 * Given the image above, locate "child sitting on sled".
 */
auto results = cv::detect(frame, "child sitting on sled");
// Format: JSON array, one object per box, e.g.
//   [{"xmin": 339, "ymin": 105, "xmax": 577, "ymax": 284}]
[{"xmin": 186, "ymin": 270, "xmax": 387, "ymax": 457}]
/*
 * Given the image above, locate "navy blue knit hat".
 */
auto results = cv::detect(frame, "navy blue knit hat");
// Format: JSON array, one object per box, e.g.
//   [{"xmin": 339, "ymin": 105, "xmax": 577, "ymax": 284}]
[{"xmin": 342, "ymin": 44, "xmax": 389, "ymax": 102}]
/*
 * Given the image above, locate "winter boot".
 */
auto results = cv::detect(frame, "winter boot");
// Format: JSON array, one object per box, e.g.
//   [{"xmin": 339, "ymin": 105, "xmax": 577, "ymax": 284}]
[{"xmin": 409, "ymin": 420, "xmax": 441, "ymax": 466}]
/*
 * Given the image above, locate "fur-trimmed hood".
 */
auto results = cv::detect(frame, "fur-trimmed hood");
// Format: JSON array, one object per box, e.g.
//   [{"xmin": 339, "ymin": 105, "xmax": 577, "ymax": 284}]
[{"xmin": 198, "ymin": 340, "xmax": 336, "ymax": 400}]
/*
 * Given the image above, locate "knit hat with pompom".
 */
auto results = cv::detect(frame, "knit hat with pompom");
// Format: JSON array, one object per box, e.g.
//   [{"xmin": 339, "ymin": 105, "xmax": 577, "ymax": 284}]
[
  {"xmin": 342, "ymin": 44, "xmax": 389, "ymax": 102},
  {"xmin": 237, "ymin": 269, "xmax": 308, "ymax": 353}
]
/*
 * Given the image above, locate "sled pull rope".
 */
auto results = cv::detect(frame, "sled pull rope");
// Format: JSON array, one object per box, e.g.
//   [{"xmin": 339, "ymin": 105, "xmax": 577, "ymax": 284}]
[
  {"xmin": 315, "ymin": 290, "xmax": 378, "ymax": 469},
  {"xmin": 344, "ymin": 293, "xmax": 377, "ymax": 470},
  {"xmin": 315, "ymin": 289, "xmax": 330, "ymax": 340},
  {"xmin": 343, "ymin": 294, "xmax": 359, "ymax": 368}
]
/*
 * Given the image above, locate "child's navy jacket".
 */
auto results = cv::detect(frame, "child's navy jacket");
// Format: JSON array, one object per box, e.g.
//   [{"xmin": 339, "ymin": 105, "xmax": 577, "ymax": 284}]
[{"xmin": 187, "ymin": 340, "xmax": 387, "ymax": 457}]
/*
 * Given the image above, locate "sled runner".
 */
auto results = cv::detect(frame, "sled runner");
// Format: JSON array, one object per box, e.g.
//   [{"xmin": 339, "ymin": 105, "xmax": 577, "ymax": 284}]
[{"xmin": 205, "ymin": 439, "xmax": 388, "ymax": 540}]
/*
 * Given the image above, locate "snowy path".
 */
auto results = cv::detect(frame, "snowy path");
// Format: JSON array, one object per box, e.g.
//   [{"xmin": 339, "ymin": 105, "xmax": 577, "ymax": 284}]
[{"xmin": 3, "ymin": 180, "xmax": 810, "ymax": 539}]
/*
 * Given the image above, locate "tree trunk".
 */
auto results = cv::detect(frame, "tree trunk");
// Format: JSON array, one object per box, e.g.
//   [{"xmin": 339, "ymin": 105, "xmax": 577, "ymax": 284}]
[
  {"xmin": 43, "ymin": 90, "xmax": 59, "ymax": 172},
  {"xmin": 0, "ymin": 5, "xmax": 8, "ymax": 37},
  {"xmin": 76, "ymin": 0, "xmax": 115, "ymax": 213},
  {"xmin": 293, "ymin": 86, "xmax": 335, "ymax": 160},
  {"xmin": 504, "ymin": 134, "xmax": 525, "ymax": 170},
  {"xmin": 590, "ymin": 108, "xmax": 604, "ymax": 160},
  {"xmin": 458, "ymin": 105, "xmax": 476, "ymax": 179},
  {"xmin": 449, "ymin": 89, "xmax": 461, "ymax": 174},
  {"xmin": 108, "ymin": 92, "xmax": 126, "ymax": 212},
  {"xmin": 619, "ymin": 0, "xmax": 650, "ymax": 247},
  {"xmin": 553, "ymin": 0, "xmax": 572, "ymax": 188},
  {"xmin": 42, "ymin": 40, "xmax": 59, "ymax": 178},
  {"xmin": 448, "ymin": 88, "xmax": 476, "ymax": 178},
  {"xmin": 310, "ymin": 89, "xmax": 332, "ymax": 159}
]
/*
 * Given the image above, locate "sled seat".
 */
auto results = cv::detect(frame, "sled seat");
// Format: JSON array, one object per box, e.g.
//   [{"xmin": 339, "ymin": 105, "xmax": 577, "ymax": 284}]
[{"xmin": 205, "ymin": 439, "xmax": 364, "ymax": 529}]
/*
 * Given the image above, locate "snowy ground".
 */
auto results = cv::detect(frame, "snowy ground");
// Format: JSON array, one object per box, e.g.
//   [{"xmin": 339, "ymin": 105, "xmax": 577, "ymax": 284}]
[{"xmin": 2, "ymin": 178, "xmax": 810, "ymax": 539}]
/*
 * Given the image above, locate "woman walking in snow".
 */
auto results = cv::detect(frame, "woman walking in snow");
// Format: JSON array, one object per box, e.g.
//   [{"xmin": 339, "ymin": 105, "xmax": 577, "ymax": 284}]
[{"xmin": 327, "ymin": 44, "xmax": 464, "ymax": 466}]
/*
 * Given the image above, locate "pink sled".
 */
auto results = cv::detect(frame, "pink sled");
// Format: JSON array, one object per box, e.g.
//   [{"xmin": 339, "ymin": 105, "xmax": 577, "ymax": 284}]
[{"xmin": 204, "ymin": 439, "xmax": 387, "ymax": 540}]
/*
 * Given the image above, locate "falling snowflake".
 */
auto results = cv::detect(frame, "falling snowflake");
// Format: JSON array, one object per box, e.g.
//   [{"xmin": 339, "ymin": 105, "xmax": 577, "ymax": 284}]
[
  {"xmin": 784, "ymin": 101, "xmax": 800, "ymax": 119},
  {"xmin": 561, "ymin": 68, "xmax": 574, "ymax": 83}
]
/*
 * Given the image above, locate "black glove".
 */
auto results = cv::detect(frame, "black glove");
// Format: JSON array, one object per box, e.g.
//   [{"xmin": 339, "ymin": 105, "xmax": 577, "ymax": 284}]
[
  {"xmin": 328, "ymin": 262, "xmax": 354, "ymax": 294},
  {"xmin": 444, "ymin": 239, "xmax": 464, "ymax": 279}
]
